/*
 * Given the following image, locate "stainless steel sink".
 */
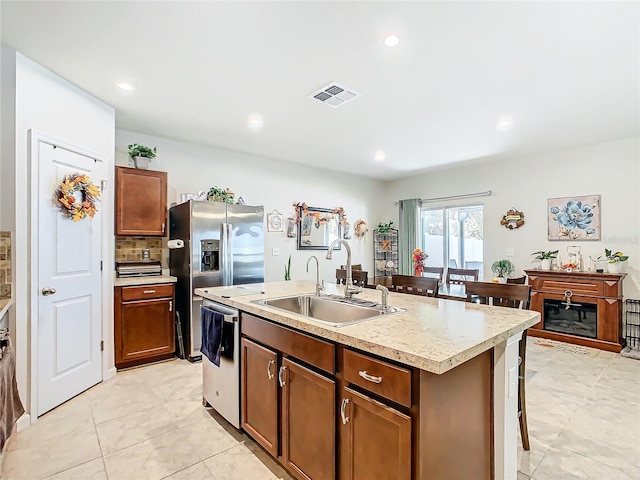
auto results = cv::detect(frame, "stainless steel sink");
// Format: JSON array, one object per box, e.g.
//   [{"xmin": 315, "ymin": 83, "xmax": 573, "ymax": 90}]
[{"xmin": 253, "ymin": 294, "xmax": 405, "ymax": 327}]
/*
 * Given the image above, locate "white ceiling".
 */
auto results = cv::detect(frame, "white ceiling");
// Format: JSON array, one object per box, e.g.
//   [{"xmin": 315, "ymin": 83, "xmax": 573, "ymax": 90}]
[{"xmin": 2, "ymin": 1, "xmax": 638, "ymax": 180}]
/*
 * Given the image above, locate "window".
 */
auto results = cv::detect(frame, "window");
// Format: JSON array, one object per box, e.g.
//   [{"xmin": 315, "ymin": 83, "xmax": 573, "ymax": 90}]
[{"xmin": 420, "ymin": 205, "xmax": 483, "ymax": 279}]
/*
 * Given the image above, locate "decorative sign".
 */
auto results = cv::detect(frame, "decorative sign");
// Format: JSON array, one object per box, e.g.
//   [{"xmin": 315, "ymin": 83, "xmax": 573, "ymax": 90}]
[
  {"xmin": 500, "ymin": 208, "xmax": 525, "ymax": 230},
  {"xmin": 267, "ymin": 210, "xmax": 283, "ymax": 232}
]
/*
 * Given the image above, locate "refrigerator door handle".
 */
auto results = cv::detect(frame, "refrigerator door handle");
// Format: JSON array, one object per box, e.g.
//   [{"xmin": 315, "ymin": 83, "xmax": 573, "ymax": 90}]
[
  {"xmin": 226, "ymin": 223, "xmax": 233, "ymax": 285},
  {"xmin": 221, "ymin": 223, "xmax": 229, "ymax": 286}
]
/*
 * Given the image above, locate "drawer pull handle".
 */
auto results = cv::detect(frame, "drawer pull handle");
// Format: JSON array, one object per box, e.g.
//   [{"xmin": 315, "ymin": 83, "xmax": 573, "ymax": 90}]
[
  {"xmin": 143, "ymin": 290, "xmax": 156, "ymax": 294},
  {"xmin": 359, "ymin": 370, "xmax": 383, "ymax": 384},
  {"xmin": 267, "ymin": 359, "xmax": 275, "ymax": 380},
  {"xmin": 278, "ymin": 365, "xmax": 287, "ymax": 387},
  {"xmin": 340, "ymin": 398, "xmax": 350, "ymax": 424}
]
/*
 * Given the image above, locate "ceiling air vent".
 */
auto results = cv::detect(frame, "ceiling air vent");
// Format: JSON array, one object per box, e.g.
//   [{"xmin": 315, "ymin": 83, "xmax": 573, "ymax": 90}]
[{"xmin": 310, "ymin": 83, "xmax": 359, "ymax": 108}]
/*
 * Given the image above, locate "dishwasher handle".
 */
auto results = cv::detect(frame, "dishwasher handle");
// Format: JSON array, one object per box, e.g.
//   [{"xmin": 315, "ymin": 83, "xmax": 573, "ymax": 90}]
[{"xmin": 202, "ymin": 300, "xmax": 239, "ymax": 319}]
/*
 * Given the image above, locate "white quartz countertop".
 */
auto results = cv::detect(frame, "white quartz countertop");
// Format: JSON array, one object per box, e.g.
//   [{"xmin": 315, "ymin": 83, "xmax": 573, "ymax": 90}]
[
  {"xmin": 114, "ymin": 275, "xmax": 177, "ymax": 287},
  {"xmin": 195, "ymin": 280, "xmax": 539, "ymax": 374}
]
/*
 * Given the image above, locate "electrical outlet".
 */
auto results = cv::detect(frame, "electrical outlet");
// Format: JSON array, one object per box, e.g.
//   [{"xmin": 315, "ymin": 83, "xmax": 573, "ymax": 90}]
[
  {"xmin": 505, "ymin": 248, "xmax": 515, "ymax": 257},
  {"xmin": 272, "ymin": 248, "xmax": 280, "ymax": 256}
]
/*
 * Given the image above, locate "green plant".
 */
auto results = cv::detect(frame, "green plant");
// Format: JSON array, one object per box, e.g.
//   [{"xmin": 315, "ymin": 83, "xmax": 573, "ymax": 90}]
[
  {"xmin": 284, "ymin": 254, "xmax": 291, "ymax": 281},
  {"xmin": 207, "ymin": 187, "xmax": 234, "ymax": 204},
  {"xmin": 377, "ymin": 221, "xmax": 394, "ymax": 234},
  {"xmin": 531, "ymin": 250, "xmax": 558, "ymax": 260},
  {"xmin": 599, "ymin": 249, "xmax": 629, "ymax": 264},
  {"xmin": 127, "ymin": 143, "xmax": 157, "ymax": 159},
  {"xmin": 491, "ymin": 259, "xmax": 515, "ymax": 278}
]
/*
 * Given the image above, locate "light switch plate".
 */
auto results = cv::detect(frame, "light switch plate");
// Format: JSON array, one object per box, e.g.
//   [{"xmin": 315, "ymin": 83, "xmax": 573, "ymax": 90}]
[
  {"xmin": 505, "ymin": 248, "xmax": 515, "ymax": 257},
  {"xmin": 272, "ymin": 248, "xmax": 280, "ymax": 256}
]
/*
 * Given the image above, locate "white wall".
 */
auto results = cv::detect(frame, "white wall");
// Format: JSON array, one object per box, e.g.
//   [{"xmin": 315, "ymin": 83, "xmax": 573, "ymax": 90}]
[
  {"xmin": 13, "ymin": 53, "xmax": 115, "ymax": 424},
  {"xmin": 116, "ymin": 129, "xmax": 384, "ymax": 285},
  {"xmin": 383, "ymin": 137, "xmax": 640, "ymax": 299}
]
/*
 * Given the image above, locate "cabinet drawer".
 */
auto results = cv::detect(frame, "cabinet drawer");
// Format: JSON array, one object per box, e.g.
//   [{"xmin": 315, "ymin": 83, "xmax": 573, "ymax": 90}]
[
  {"xmin": 242, "ymin": 314, "xmax": 335, "ymax": 375},
  {"xmin": 538, "ymin": 278, "xmax": 602, "ymax": 296},
  {"xmin": 121, "ymin": 284, "xmax": 174, "ymax": 301},
  {"xmin": 343, "ymin": 349, "xmax": 412, "ymax": 408}
]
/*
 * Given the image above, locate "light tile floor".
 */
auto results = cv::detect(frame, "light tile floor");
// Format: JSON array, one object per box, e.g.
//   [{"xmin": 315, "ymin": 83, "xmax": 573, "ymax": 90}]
[{"xmin": 1, "ymin": 339, "xmax": 638, "ymax": 480}]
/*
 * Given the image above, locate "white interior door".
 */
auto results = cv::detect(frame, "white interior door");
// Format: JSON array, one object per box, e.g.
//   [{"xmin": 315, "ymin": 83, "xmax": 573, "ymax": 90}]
[{"xmin": 37, "ymin": 141, "xmax": 103, "ymax": 415}]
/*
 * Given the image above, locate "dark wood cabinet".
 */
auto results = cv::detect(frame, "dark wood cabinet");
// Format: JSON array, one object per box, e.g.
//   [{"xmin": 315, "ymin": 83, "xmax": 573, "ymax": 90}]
[
  {"xmin": 241, "ymin": 337, "xmax": 279, "ymax": 457},
  {"xmin": 339, "ymin": 386, "xmax": 411, "ymax": 480},
  {"xmin": 115, "ymin": 166, "xmax": 167, "ymax": 236},
  {"xmin": 281, "ymin": 357, "xmax": 335, "ymax": 480},
  {"xmin": 114, "ymin": 283, "xmax": 175, "ymax": 368}
]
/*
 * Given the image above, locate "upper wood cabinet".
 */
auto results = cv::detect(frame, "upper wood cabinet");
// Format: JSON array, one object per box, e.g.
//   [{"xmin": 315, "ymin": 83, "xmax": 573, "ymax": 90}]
[{"xmin": 115, "ymin": 166, "xmax": 167, "ymax": 236}]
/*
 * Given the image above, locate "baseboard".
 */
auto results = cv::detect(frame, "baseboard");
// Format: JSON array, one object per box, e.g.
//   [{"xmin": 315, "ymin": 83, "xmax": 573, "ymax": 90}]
[
  {"xmin": 16, "ymin": 413, "xmax": 31, "ymax": 432},
  {"xmin": 104, "ymin": 366, "xmax": 117, "ymax": 381}
]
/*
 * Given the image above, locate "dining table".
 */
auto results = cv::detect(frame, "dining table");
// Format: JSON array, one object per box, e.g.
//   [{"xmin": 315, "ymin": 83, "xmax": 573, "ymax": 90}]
[{"xmin": 365, "ymin": 277, "xmax": 468, "ymax": 301}]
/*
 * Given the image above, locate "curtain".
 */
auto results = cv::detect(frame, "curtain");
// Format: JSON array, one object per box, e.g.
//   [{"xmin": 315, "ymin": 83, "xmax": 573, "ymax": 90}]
[{"xmin": 398, "ymin": 199, "xmax": 421, "ymax": 275}]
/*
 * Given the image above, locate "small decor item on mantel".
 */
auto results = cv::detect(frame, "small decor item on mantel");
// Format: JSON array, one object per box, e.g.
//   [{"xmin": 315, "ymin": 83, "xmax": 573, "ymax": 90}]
[
  {"xmin": 55, "ymin": 173, "xmax": 101, "ymax": 222},
  {"xmin": 413, "ymin": 248, "xmax": 428, "ymax": 276},
  {"xmin": 500, "ymin": 208, "xmax": 525, "ymax": 230},
  {"xmin": 354, "ymin": 219, "xmax": 368, "ymax": 240},
  {"xmin": 127, "ymin": 143, "xmax": 157, "ymax": 170},
  {"xmin": 491, "ymin": 259, "xmax": 515, "ymax": 283},
  {"xmin": 207, "ymin": 187, "xmax": 235, "ymax": 204},
  {"xmin": 598, "ymin": 249, "xmax": 629, "ymax": 274},
  {"xmin": 531, "ymin": 250, "xmax": 558, "ymax": 271}
]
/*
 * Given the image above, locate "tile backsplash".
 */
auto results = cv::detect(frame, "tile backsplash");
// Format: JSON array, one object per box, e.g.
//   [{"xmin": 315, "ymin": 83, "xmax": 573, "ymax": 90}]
[
  {"xmin": 115, "ymin": 237, "xmax": 165, "ymax": 265},
  {"xmin": 0, "ymin": 231, "xmax": 11, "ymax": 299}
]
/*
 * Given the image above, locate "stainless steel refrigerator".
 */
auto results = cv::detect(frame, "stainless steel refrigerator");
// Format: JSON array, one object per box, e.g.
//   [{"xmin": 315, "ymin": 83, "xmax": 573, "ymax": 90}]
[{"xmin": 169, "ymin": 200, "xmax": 264, "ymax": 361}]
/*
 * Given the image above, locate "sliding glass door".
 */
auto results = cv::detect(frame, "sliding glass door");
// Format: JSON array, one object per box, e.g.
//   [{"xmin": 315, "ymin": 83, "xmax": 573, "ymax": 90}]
[{"xmin": 420, "ymin": 205, "xmax": 484, "ymax": 278}]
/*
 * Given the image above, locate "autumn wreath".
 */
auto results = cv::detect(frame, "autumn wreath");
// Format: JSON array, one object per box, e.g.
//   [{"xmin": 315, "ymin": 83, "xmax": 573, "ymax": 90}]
[{"xmin": 56, "ymin": 173, "xmax": 101, "ymax": 221}]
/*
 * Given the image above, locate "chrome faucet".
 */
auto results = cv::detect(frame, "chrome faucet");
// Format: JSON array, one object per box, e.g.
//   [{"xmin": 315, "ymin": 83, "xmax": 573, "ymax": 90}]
[
  {"xmin": 376, "ymin": 284, "xmax": 389, "ymax": 311},
  {"xmin": 326, "ymin": 239, "xmax": 362, "ymax": 298},
  {"xmin": 306, "ymin": 255, "xmax": 324, "ymax": 296}
]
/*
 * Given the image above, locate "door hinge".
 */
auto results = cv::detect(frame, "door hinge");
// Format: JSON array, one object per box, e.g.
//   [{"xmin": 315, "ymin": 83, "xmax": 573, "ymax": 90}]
[
  {"xmin": 100, "ymin": 340, "xmax": 104, "ymax": 351},
  {"xmin": 100, "ymin": 180, "xmax": 107, "ymax": 193}
]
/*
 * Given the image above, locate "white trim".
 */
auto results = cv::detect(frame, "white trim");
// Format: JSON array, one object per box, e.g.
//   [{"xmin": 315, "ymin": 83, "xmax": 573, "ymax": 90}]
[{"xmin": 28, "ymin": 130, "xmax": 107, "ymax": 423}]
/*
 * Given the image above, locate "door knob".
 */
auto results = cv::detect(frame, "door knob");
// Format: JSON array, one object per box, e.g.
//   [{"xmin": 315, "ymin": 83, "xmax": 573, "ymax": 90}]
[{"xmin": 41, "ymin": 287, "xmax": 57, "ymax": 296}]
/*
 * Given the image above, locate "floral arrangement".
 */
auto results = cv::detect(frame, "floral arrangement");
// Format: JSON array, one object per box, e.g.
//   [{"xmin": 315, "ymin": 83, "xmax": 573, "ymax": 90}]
[
  {"xmin": 332, "ymin": 207, "xmax": 348, "ymax": 225},
  {"xmin": 380, "ymin": 240, "xmax": 391, "ymax": 252},
  {"xmin": 413, "ymin": 248, "xmax": 428, "ymax": 276},
  {"xmin": 354, "ymin": 219, "xmax": 368, "ymax": 239},
  {"xmin": 599, "ymin": 249, "xmax": 629, "ymax": 264},
  {"xmin": 55, "ymin": 173, "xmax": 100, "ymax": 222}
]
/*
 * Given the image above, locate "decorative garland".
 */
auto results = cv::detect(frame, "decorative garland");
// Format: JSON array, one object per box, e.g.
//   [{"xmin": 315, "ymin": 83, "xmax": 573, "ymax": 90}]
[
  {"xmin": 292, "ymin": 202, "xmax": 348, "ymax": 225},
  {"xmin": 56, "ymin": 173, "xmax": 100, "ymax": 222}
]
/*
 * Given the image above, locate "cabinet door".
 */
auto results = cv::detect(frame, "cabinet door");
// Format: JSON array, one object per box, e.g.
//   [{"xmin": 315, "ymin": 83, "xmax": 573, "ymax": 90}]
[
  {"xmin": 115, "ymin": 166, "xmax": 167, "ymax": 236},
  {"xmin": 241, "ymin": 338, "xmax": 278, "ymax": 457},
  {"xmin": 340, "ymin": 386, "xmax": 411, "ymax": 480},
  {"xmin": 118, "ymin": 298, "xmax": 175, "ymax": 365},
  {"xmin": 281, "ymin": 357, "xmax": 335, "ymax": 480}
]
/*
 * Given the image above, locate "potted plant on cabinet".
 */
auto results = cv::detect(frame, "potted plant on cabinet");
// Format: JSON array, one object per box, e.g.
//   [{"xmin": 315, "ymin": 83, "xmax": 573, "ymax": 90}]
[
  {"xmin": 128, "ymin": 143, "xmax": 157, "ymax": 169},
  {"xmin": 531, "ymin": 250, "xmax": 558, "ymax": 271},
  {"xmin": 491, "ymin": 259, "xmax": 515, "ymax": 283},
  {"xmin": 598, "ymin": 249, "xmax": 629, "ymax": 274}
]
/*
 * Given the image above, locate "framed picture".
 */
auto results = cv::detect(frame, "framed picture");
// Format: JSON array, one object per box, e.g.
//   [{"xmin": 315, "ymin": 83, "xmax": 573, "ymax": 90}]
[
  {"xmin": 267, "ymin": 210, "xmax": 283, "ymax": 232},
  {"xmin": 548, "ymin": 195, "xmax": 601, "ymax": 241}
]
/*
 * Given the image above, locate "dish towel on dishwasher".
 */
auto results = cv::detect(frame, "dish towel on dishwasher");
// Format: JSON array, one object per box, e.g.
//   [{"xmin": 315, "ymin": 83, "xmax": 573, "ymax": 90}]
[{"xmin": 201, "ymin": 306, "xmax": 224, "ymax": 367}]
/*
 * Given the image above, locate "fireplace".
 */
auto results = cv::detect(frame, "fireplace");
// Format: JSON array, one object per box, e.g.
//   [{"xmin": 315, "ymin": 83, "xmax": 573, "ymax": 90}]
[
  {"xmin": 525, "ymin": 270, "xmax": 625, "ymax": 352},
  {"xmin": 543, "ymin": 298, "xmax": 597, "ymax": 339}
]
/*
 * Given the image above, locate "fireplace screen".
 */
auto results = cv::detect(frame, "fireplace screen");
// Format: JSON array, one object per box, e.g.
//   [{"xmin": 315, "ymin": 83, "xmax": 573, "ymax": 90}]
[{"xmin": 543, "ymin": 298, "xmax": 597, "ymax": 339}]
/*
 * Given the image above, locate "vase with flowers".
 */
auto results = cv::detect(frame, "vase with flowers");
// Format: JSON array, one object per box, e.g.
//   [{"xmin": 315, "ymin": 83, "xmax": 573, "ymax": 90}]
[{"xmin": 413, "ymin": 248, "xmax": 428, "ymax": 276}]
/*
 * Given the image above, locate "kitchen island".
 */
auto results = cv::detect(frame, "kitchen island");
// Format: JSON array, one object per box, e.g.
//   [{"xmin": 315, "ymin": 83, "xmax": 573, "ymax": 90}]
[{"xmin": 196, "ymin": 280, "xmax": 539, "ymax": 480}]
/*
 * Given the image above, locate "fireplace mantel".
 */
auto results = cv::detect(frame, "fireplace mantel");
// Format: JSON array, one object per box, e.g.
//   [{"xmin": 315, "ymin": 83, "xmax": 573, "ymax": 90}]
[{"xmin": 524, "ymin": 269, "xmax": 626, "ymax": 352}]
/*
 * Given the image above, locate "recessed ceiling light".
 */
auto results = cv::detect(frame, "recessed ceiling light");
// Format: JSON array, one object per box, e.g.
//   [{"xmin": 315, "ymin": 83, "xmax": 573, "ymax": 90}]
[
  {"xmin": 384, "ymin": 35, "xmax": 400, "ymax": 47},
  {"xmin": 117, "ymin": 82, "xmax": 134, "ymax": 91},
  {"xmin": 247, "ymin": 114, "xmax": 263, "ymax": 129},
  {"xmin": 496, "ymin": 116, "xmax": 514, "ymax": 129},
  {"xmin": 374, "ymin": 151, "xmax": 386, "ymax": 162}
]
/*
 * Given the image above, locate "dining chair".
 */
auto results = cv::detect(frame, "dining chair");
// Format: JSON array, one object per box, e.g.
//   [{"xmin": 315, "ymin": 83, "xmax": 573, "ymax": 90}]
[
  {"xmin": 422, "ymin": 266, "xmax": 444, "ymax": 282},
  {"xmin": 507, "ymin": 276, "xmax": 527, "ymax": 285},
  {"xmin": 390, "ymin": 275, "xmax": 439, "ymax": 297},
  {"xmin": 336, "ymin": 269, "xmax": 368, "ymax": 287},
  {"xmin": 446, "ymin": 268, "xmax": 479, "ymax": 285},
  {"xmin": 463, "ymin": 281, "xmax": 532, "ymax": 451},
  {"xmin": 341, "ymin": 264, "xmax": 362, "ymax": 271}
]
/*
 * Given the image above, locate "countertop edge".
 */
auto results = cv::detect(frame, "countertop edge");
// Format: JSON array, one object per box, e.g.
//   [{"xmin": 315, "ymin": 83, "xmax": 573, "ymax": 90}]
[
  {"xmin": 195, "ymin": 283, "xmax": 539, "ymax": 375},
  {"xmin": 114, "ymin": 275, "xmax": 177, "ymax": 287}
]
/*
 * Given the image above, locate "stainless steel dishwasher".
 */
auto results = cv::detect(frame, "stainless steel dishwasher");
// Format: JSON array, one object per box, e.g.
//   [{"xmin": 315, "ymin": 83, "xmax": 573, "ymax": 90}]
[{"xmin": 201, "ymin": 300, "xmax": 240, "ymax": 428}]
